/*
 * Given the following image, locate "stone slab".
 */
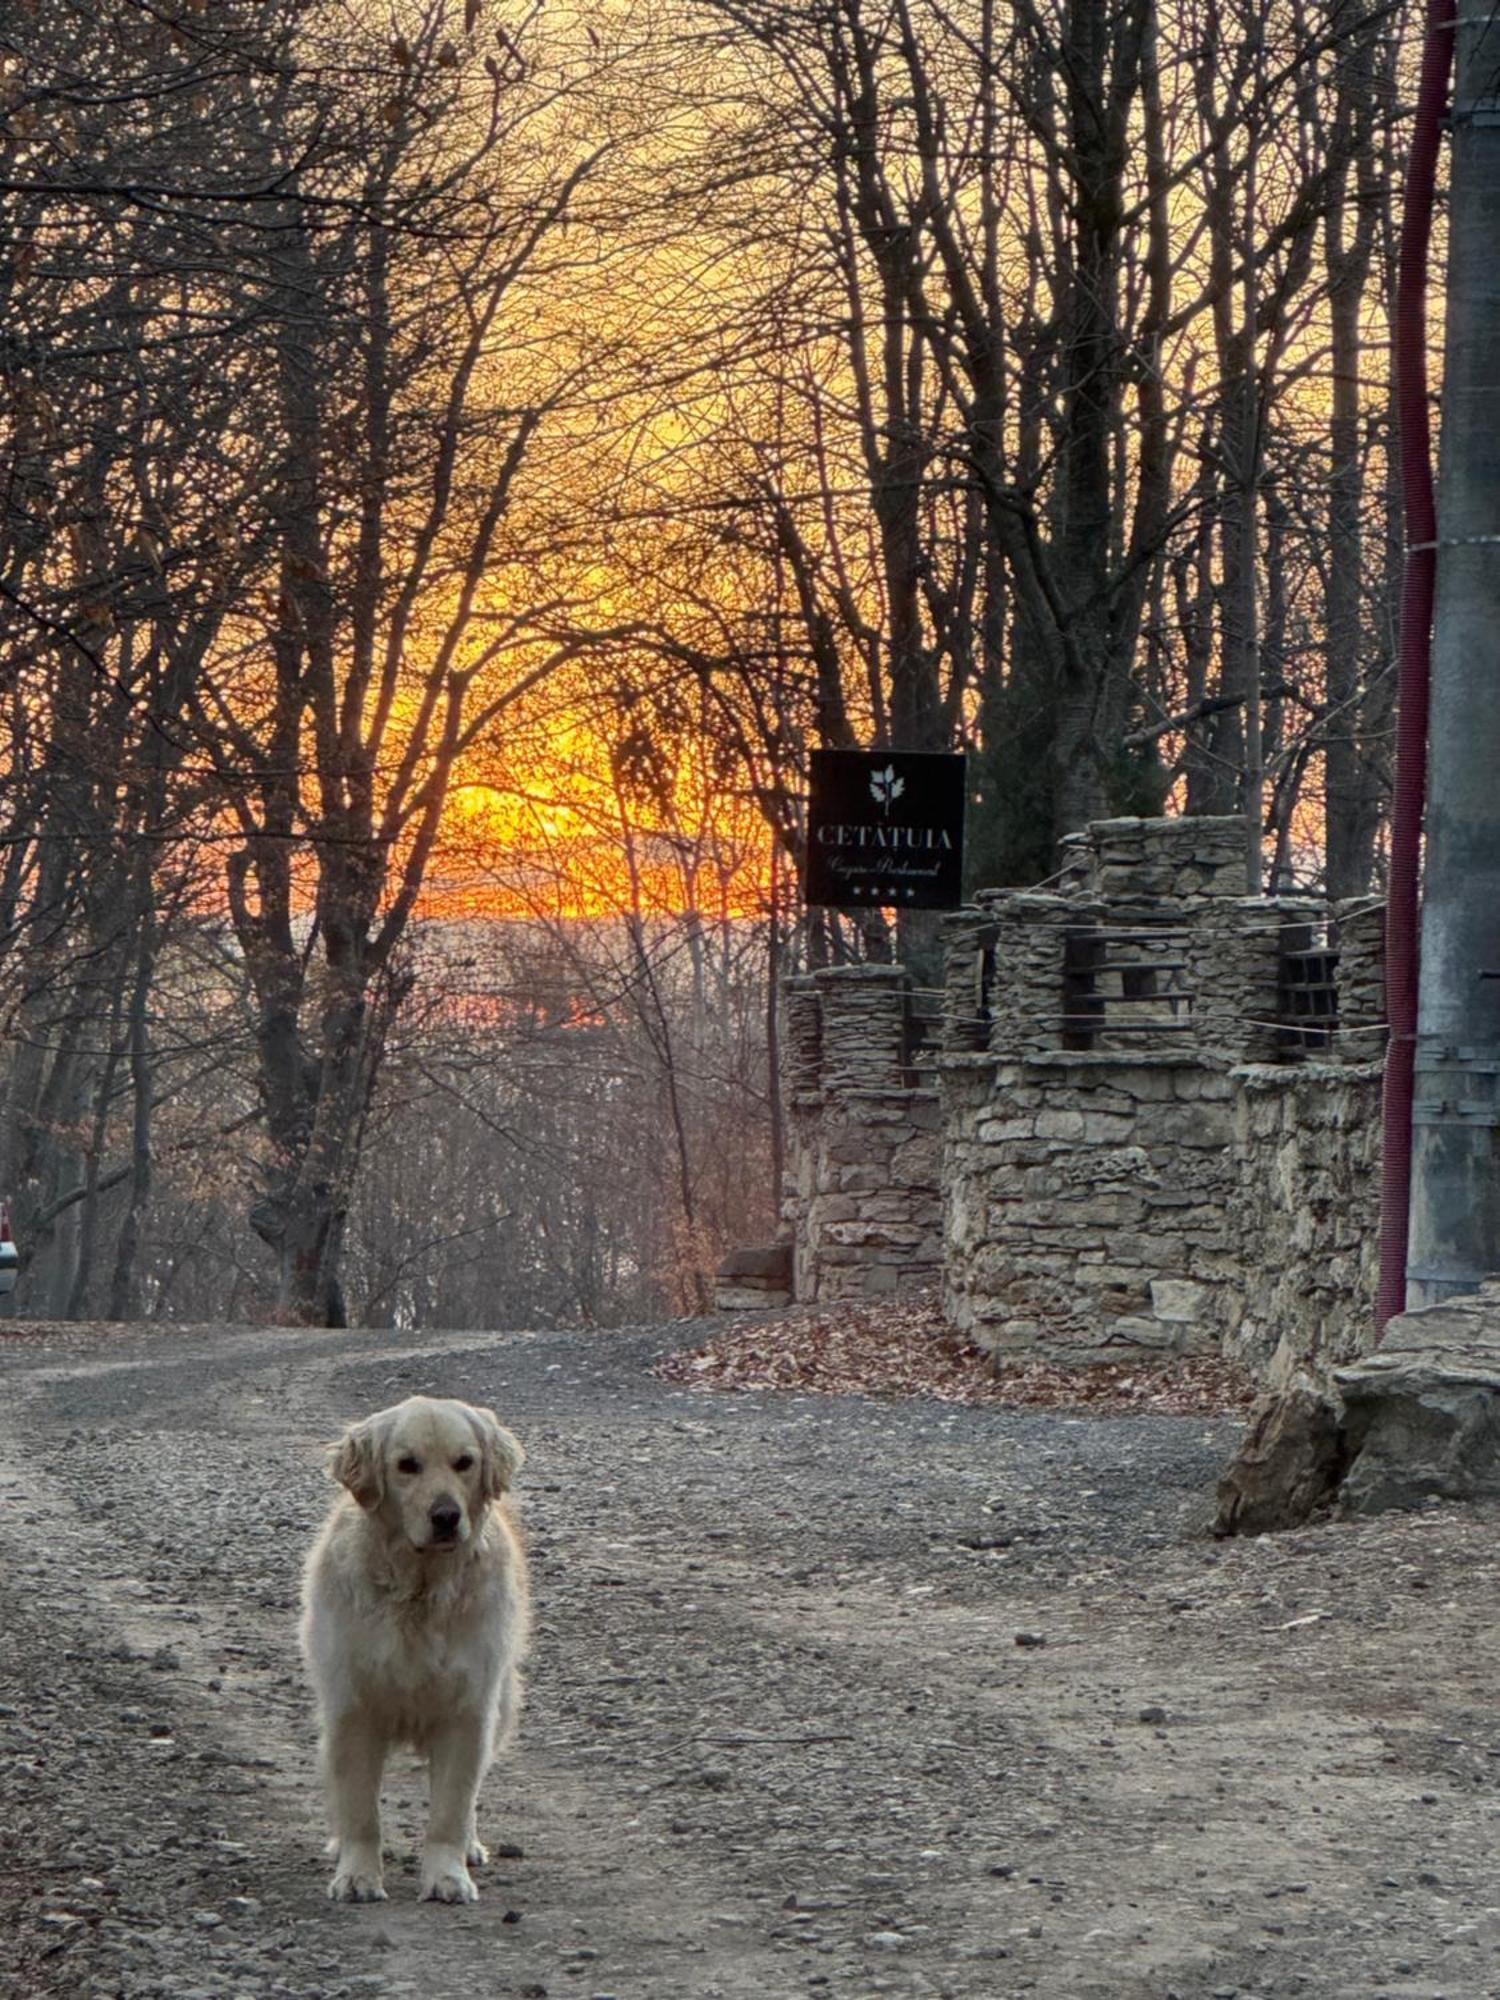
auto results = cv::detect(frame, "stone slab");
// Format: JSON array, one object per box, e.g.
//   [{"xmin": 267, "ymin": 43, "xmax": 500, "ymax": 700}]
[{"xmin": 1336, "ymin": 1284, "xmax": 1500, "ymax": 1515}]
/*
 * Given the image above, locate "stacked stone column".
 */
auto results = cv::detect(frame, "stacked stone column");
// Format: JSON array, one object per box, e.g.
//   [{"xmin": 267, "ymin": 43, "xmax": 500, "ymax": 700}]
[
  {"xmin": 779, "ymin": 965, "xmax": 943, "ymax": 1303},
  {"xmin": 1332, "ymin": 897, "xmax": 1387, "ymax": 1065},
  {"xmin": 979, "ymin": 892, "xmax": 1104, "ymax": 1057},
  {"xmin": 1090, "ymin": 814, "xmax": 1248, "ymax": 905},
  {"xmin": 814, "ymin": 964, "xmax": 909, "ymax": 1088},
  {"xmin": 780, "ymin": 976, "xmax": 823, "ymax": 1096},
  {"xmin": 939, "ymin": 910, "xmax": 998, "ymax": 1054},
  {"xmin": 1186, "ymin": 896, "xmax": 1322, "ymax": 1065}
]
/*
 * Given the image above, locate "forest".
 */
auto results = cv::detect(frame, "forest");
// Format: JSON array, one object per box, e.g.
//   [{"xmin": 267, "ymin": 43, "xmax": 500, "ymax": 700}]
[{"xmin": 0, "ymin": 0, "xmax": 1416, "ymax": 1326}]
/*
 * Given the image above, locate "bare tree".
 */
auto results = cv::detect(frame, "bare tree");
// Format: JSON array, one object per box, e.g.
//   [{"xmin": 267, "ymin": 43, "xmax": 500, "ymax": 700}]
[
  {"xmin": 181, "ymin": 3, "xmax": 617, "ymax": 1322},
  {"xmin": 0, "ymin": 0, "xmax": 281, "ymax": 1309}
]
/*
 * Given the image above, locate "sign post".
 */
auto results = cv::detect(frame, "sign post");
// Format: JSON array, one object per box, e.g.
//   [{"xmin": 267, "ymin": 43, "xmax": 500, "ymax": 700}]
[{"xmin": 803, "ymin": 750, "xmax": 966, "ymax": 911}]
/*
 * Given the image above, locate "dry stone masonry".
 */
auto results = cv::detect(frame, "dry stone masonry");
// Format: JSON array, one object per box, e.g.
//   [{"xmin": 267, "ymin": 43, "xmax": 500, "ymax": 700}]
[
  {"xmin": 781, "ymin": 967, "xmax": 944, "ymax": 1303},
  {"xmin": 782, "ymin": 816, "xmax": 1386, "ymax": 1383}
]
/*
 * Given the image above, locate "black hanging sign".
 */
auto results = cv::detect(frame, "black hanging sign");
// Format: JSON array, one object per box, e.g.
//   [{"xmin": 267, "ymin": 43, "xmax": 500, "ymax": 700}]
[{"xmin": 803, "ymin": 750, "xmax": 967, "ymax": 910}]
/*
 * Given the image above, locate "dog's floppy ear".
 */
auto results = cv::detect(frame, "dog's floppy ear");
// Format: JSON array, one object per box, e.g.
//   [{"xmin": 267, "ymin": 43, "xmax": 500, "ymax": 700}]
[
  {"xmin": 329, "ymin": 1416, "xmax": 384, "ymax": 1511},
  {"xmin": 467, "ymin": 1405, "xmax": 526, "ymax": 1501}
]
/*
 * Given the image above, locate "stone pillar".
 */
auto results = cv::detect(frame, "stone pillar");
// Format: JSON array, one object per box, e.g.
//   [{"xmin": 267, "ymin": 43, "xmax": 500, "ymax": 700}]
[
  {"xmin": 1332, "ymin": 897, "xmax": 1387, "ymax": 1065},
  {"xmin": 782, "ymin": 965, "xmax": 942, "ymax": 1306},
  {"xmin": 814, "ymin": 965, "xmax": 909, "ymax": 1089},
  {"xmin": 1187, "ymin": 896, "xmax": 1322, "ymax": 1064},
  {"xmin": 940, "ymin": 909, "xmax": 997, "ymax": 1053},
  {"xmin": 1089, "ymin": 815, "xmax": 1248, "ymax": 909},
  {"xmin": 781, "ymin": 975, "xmax": 823, "ymax": 1094},
  {"xmin": 981, "ymin": 892, "xmax": 1103, "ymax": 1057},
  {"xmin": 778, "ymin": 976, "xmax": 822, "ymax": 1268}
]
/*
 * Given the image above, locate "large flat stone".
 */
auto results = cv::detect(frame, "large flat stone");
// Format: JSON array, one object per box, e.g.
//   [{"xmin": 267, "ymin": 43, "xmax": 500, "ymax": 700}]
[
  {"xmin": 1336, "ymin": 1284, "xmax": 1500, "ymax": 1515},
  {"xmin": 716, "ymin": 1242, "xmax": 794, "ymax": 1285},
  {"xmin": 714, "ymin": 1284, "xmax": 792, "ymax": 1312}
]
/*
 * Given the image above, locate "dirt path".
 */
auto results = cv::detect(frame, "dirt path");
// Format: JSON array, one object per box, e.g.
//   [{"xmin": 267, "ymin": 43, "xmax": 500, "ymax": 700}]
[{"xmin": 1, "ymin": 1317, "xmax": 1499, "ymax": 2000}]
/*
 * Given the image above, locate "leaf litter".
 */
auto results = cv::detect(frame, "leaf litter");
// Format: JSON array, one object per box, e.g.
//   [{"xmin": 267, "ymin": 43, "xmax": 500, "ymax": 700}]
[{"xmin": 657, "ymin": 1291, "xmax": 1255, "ymax": 1416}]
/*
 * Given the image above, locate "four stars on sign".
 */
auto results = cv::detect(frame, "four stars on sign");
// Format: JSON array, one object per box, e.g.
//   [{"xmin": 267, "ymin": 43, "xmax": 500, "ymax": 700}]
[{"xmin": 847, "ymin": 883, "xmax": 919, "ymax": 900}]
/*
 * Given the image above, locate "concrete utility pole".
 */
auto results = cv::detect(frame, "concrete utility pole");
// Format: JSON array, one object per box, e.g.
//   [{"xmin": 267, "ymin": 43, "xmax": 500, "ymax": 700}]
[{"xmin": 1407, "ymin": 6, "xmax": 1500, "ymax": 1305}]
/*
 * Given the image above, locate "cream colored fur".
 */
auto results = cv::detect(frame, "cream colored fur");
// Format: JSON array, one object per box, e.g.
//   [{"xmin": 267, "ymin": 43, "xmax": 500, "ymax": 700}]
[{"xmin": 299, "ymin": 1395, "xmax": 530, "ymax": 1904}]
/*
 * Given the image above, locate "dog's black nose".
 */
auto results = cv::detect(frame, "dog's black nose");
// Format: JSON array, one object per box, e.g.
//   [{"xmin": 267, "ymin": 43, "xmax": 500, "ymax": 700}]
[{"xmin": 429, "ymin": 1498, "xmax": 461, "ymax": 1540}]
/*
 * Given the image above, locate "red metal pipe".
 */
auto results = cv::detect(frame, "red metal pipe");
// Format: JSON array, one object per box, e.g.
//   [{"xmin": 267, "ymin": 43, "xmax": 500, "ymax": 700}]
[{"xmin": 1377, "ymin": 0, "xmax": 1455, "ymax": 1329}]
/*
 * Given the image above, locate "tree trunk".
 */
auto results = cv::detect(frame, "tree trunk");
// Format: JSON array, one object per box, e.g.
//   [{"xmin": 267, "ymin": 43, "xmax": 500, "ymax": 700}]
[
  {"xmin": 108, "ymin": 898, "xmax": 157, "ymax": 1323},
  {"xmin": 1323, "ymin": 18, "xmax": 1386, "ymax": 899}
]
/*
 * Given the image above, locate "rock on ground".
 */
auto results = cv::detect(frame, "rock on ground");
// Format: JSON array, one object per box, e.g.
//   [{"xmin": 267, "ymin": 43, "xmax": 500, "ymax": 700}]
[
  {"xmin": 1213, "ymin": 1381, "xmax": 1348, "ymax": 1537},
  {"xmin": 1338, "ymin": 1282, "xmax": 1500, "ymax": 1516}
]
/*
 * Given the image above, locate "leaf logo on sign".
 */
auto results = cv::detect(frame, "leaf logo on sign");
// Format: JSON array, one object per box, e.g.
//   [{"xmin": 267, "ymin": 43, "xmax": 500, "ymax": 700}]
[{"xmin": 869, "ymin": 763, "xmax": 904, "ymax": 815}]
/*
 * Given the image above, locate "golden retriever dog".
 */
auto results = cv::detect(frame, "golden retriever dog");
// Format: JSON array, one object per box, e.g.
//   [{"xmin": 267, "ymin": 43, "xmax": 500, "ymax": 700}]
[{"xmin": 300, "ymin": 1395, "xmax": 530, "ymax": 1904}]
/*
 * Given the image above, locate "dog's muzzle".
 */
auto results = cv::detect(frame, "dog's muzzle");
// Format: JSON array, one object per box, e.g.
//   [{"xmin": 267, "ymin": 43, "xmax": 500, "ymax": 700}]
[{"xmin": 428, "ymin": 1496, "xmax": 462, "ymax": 1545}]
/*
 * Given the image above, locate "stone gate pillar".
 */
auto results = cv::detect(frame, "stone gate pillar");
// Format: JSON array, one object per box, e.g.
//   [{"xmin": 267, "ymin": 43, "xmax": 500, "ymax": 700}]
[{"xmin": 780, "ymin": 965, "xmax": 943, "ymax": 1303}]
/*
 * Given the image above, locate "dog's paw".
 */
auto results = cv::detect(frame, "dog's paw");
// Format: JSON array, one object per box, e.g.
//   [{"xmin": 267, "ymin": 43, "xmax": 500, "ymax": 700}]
[
  {"xmin": 420, "ymin": 1848, "xmax": 479, "ymax": 1904},
  {"xmin": 327, "ymin": 1863, "xmax": 387, "ymax": 1904},
  {"xmin": 465, "ymin": 1836, "xmax": 489, "ymax": 1867}
]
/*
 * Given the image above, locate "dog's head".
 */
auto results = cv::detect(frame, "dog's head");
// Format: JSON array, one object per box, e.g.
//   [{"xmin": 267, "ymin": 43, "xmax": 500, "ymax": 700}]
[{"xmin": 329, "ymin": 1395, "xmax": 525, "ymax": 1553}]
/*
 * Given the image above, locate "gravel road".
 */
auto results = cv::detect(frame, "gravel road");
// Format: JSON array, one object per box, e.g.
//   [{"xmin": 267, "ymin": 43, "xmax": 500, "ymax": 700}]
[{"xmin": 2, "ymin": 1316, "xmax": 1499, "ymax": 2000}]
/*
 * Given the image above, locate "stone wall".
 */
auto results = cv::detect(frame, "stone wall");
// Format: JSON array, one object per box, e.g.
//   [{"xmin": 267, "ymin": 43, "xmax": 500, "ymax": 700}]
[
  {"xmin": 1226, "ymin": 1064, "xmax": 1383, "ymax": 1380},
  {"xmin": 944, "ymin": 1050, "xmax": 1239, "ymax": 1362},
  {"xmin": 783, "ymin": 815, "xmax": 1387, "ymax": 1381},
  {"xmin": 941, "ymin": 1045, "xmax": 1383, "ymax": 1373}
]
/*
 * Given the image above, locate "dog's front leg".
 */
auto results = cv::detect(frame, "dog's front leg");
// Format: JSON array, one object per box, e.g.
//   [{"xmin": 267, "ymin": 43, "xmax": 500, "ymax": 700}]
[
  {"xmin": 323, "ymin": 1709, "xmax": 388, "ymax": 1902},
  {"xmin": 421, "ymin": 1712, "xmax": 492, "ymax": 1903}
]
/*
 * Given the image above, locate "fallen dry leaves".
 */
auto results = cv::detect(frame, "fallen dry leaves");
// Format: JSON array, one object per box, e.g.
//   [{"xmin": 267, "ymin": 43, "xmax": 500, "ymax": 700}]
[{"xmin": 658, "ymin": 1293, "xmax": 1256, "ymax": 1417}]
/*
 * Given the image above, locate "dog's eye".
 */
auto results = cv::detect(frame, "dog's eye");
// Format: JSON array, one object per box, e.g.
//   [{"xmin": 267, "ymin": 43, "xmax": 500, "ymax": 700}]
[
  {"xmin": 453, "ymin": 1453, "xmax": 474, "ymax": 1472},
  {"xmin": 396, "ymin": 1455, "xmax": 421, "ymax": 1476}
]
